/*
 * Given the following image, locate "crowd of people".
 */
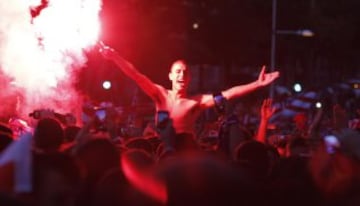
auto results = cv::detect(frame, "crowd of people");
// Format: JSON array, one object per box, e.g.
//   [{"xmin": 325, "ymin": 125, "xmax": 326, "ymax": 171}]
[{"xmin": 0, "ymin": 43, "xmax": 359, "ymax": 206}]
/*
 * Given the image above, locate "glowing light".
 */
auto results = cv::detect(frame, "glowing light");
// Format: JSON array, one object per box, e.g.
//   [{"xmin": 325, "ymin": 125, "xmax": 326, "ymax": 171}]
[
  {"xmin": 315, "ymin": 102, "xmax": 322, "ymax": 109},
  {"xmin": 32, "ymin": 0, "xmax": 102, "ymax": 52},
  {"xmin": 0, "ymin": 0, "xmax": 103, "ymax": 119},
  {"xmin": 29, "ymin": 0, "xmax": 42, "ymax": 7},
  {"xmin": 354, "ymin": 83, "xmax": 359, "ymax": 89},
  {"xmin": 102, "ymin": 80, "xmax": 111, "ymax": 90},
  {"xmin": 293, "ymin": 83, "xmax": 302, "ymax": 93},
  {"xmin": 192, "ymin": 23, "xmax": 199, "ymax": 29},
  {"xmin": 299, "ymin": 29, "xmax": 314, "ymax": 37}
]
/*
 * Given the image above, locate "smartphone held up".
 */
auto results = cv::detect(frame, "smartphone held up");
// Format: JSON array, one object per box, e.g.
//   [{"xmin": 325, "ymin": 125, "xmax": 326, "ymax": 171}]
[{"xmin": 156, "ymin": 110, "xmax": 170, "ymax": 130}]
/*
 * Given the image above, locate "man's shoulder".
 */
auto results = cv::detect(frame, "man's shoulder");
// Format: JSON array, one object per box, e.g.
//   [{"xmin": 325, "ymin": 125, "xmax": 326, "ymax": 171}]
[
  {"xmin": 155, "ymin": 84, "xmax": 166, "ymax": 90},
  {"xmin": 186, "ymin": 93, "xmax": 215, "ymax": 110},
  {"xmin": 189, "ymin": 93, "xmax": 211, "ymax": 100},
  {"xmin": 154, "ymin": 84, "xmax": 168, "ymax": 95},
  {"xmin": 189, "ymin": 93, "xmax": 213, "ymax": 104}
]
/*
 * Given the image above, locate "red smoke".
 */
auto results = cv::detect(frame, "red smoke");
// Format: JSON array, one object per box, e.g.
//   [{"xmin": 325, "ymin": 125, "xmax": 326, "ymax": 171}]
[{"xmin": 0, "ymin": 0, "xmax": 102, "ymax": 123}]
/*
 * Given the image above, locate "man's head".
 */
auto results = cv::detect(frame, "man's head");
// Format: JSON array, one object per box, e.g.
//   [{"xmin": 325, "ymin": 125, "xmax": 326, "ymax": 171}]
[
  {"xmin": 34, "ymin": 118, "xmax": 64, "ymax": 152},
  {"xmin": 168, "ymin": 60, "xmax": 190, "ymax": 93}
]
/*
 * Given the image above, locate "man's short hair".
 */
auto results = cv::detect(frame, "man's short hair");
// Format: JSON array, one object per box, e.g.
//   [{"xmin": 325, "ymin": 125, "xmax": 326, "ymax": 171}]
[{"xmin": 170, "ymin": 59, "xmax": 188, "ymax": 72}]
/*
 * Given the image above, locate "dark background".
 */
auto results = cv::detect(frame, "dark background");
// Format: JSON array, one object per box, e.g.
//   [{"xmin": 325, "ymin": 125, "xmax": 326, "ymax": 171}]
[{"xmin": 77, "ymin": 0, "xmax": 360, "ymax": 106}]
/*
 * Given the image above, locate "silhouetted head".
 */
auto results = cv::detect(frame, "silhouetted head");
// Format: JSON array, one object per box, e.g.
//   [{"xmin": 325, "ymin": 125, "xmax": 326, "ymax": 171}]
[
  {"xmin": 75, "ymin": 138, "xmax": 120, "ymax": 180},
  {"xmin": 34, "ymin": 118, "xmax": 64, "ymax": 152},
  {"xmin": 234, "ymin": 140, "xmax": 271, "ymax": 177},
  {"xmin": 125, "ymin": 137, "xmax": 154, "ymax": 156},
  {"xmin": 33, "ymin": 153, "xmax": 80, "ymax": 206}
]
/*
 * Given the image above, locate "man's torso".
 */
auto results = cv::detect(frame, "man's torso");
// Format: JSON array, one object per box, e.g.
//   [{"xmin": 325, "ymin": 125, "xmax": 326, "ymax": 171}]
[{"xmin": 156, "ymin": 90, "xmax": 204, "ymax": 134}]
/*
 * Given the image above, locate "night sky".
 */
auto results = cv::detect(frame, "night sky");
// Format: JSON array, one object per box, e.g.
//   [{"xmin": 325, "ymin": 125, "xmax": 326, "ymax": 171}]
[{"xmin": 80, "ymin": 0, "xmax": 360, "ymax": 104}]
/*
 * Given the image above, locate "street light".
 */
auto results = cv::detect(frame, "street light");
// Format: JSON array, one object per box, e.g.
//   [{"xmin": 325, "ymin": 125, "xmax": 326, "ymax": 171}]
[
  {"xmin": 269, "ymin": 0, "xmax": 314, "ymax": 98},
  {"xmin": 276, "ymin": 29, "xmax": 314, "ymax": 37}
]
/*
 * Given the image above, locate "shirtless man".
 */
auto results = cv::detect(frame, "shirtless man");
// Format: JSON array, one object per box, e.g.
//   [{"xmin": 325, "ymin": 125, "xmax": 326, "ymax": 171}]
[{"xmin": 99, "ymin": 44, "xmax": 280, "ymax": 138}]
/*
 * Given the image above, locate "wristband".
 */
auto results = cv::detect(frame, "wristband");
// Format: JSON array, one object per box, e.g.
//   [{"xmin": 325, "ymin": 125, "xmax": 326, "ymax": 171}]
[{"xmin": 213, "ymin": 92, "xmax": 226, "ymax": 114}]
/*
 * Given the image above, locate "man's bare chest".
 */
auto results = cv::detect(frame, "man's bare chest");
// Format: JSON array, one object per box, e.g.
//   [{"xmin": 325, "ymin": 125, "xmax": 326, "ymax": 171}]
[{"xmin": 167, "ymin": 99, "xmax": 200, "ymax": 117}]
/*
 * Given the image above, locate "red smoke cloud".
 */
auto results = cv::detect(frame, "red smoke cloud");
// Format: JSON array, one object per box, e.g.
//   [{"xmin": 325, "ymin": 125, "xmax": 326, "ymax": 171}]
[{"xmin": 0, "ymin": 0, "xmax": 102, "ymax": 123}]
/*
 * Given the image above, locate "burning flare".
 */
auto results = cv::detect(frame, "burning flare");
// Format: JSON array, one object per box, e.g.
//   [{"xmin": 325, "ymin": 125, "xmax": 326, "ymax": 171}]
[{"xmin": 0, "ymin": 0, "xmax": 102, "ymax": 120}]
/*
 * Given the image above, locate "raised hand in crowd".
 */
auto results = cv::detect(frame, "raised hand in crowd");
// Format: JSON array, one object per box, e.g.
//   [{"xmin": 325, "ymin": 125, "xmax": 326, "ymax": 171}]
[
  {"xmin": 256, "ymin": 98, "xmax": 276, "ymax": 143},
  {"xmin": 260, "ymin": 98, "xmax": 276, "ymax": 121}
]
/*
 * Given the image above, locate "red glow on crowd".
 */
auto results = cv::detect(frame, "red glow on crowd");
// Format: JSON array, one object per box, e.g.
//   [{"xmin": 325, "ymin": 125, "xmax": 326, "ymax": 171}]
[{"xmin": 121, "ymin": 153, "xmax": 167, "ymax": 204}]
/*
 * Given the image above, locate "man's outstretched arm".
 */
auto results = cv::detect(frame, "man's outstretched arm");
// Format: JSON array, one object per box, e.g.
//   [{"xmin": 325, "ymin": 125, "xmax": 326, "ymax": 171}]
[
  {"xmin": 222, "ymin": 66, "xmax": 279, "ymax": 99},
  {"xmin": 99, "ymin": 44, "xmax": 164, "ymax": 103},
  {"xmin": 197, "ymin": 66, "xmax": 280, "ymax": 108}
]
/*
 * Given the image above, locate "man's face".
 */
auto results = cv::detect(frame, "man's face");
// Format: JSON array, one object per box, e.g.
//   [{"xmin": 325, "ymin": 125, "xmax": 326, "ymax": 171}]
[{"xmin": 169, "ymin": 61, "xmax": 190, "ymax": 92}]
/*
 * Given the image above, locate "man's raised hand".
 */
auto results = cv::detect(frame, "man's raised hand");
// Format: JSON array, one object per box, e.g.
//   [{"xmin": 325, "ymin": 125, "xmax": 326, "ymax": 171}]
[
  {"xmin": 257, "ymin": 65, "xmax": 280, "ymax": 87},
  {"xmin": 98, "ymin": 41, "xmax": 117, "ymax": 60}
]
